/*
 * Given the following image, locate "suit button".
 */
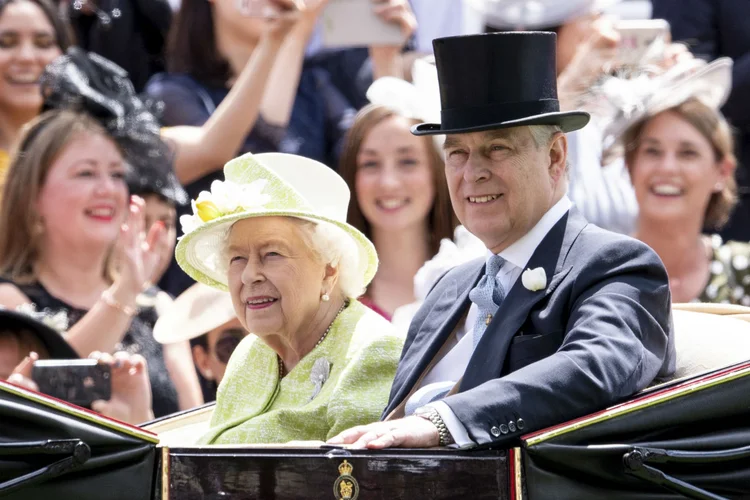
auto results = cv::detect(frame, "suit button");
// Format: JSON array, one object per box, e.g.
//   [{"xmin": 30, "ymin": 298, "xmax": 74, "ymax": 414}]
[
  {"xmin": 490, "ymin": 426, "xmax": 501, "ymax": 437},
  {"xmin": 500, "ymin": 424, "xmax": 509, "ymax": 435},
  {"xmin": 517, "ymin": 419, "xmax": 525, "ymax": 430},
  {"xmin": 508, "ymin": 421, "xmax": 517, "ymax": 433}
]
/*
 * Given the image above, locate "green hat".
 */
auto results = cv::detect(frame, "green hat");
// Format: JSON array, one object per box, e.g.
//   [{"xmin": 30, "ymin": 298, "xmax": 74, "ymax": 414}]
[{"xmin": 175, "ymin": 152, "xmax": 378, "ymax": 292}]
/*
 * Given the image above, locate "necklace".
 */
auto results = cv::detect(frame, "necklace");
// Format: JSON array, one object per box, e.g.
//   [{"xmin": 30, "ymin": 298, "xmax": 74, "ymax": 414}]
[{"xmin": 278, "ymin": 301, "xmax": 348, "ymax": 379}]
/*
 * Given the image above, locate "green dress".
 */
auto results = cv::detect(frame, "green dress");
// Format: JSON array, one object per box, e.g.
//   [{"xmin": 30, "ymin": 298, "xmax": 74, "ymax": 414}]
[
  {"xmin": 698, "ymin": 235, "xmax": 750, "ymax": 305},
  {"xmin": 199, "ymin": 300, "xmax": 404, "ymax": 444}
]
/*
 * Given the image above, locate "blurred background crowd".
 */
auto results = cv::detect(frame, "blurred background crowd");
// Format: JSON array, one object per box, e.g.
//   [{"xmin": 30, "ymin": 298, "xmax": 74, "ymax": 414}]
[{"xmin": 1, "ymin": 0, "xmax": 749, "ymax": 425}]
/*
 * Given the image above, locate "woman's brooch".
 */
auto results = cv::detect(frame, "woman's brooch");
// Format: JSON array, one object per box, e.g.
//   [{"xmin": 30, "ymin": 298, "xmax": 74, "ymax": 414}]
[{"xmin": 309, "ymin": 358, "xmax": 331, "ymax": 401}]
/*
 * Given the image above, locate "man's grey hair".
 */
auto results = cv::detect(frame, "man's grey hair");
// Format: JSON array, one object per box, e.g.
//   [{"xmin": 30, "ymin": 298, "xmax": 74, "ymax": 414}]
[{"xmin": 528, "ymin": 125, "xmax": 563, "ymax": 149}]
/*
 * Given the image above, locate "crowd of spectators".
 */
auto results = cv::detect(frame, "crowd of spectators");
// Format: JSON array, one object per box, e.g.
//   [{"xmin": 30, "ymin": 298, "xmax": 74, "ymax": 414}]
[{"xmin": 1, "ymin": 0, "xmax": 748, "ymax": 424}]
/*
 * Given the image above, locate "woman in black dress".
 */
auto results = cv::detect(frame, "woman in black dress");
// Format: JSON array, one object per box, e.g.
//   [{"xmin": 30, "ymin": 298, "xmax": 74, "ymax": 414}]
[{"xmin": 0, "ymin": 49, "xmax": 184, "ymax": 417}]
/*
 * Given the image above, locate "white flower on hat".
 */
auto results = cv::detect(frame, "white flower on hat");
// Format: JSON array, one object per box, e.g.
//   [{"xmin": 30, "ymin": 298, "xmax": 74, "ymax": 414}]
[
  {"xmin": 179, "ymin": 179, "xmax": 271, "ymax": 235},
  {"xmin": 522, "ymin": 267, "xmax": 547, "ymax": 292}
]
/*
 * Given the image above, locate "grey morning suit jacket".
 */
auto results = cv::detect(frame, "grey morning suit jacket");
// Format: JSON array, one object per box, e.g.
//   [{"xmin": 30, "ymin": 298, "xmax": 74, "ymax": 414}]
[{"xmin": 382, "ymin": 209, "xmax": 676, "ymax": 447}]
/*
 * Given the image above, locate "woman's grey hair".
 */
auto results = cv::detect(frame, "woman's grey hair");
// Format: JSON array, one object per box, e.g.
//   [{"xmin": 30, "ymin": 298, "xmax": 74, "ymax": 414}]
[{"xmin": 297, "ymin": 220, "xmax": 364, "ymax": 299}]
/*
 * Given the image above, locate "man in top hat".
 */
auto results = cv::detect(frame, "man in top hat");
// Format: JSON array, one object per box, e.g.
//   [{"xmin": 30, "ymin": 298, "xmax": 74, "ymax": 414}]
[{"xmin": 329, "ymin": 32, "xmax": 675, "ymax": 449}]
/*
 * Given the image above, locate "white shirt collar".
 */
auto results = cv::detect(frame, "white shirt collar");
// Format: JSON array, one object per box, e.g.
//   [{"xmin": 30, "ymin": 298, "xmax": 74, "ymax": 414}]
[{"xmin": 485, "ymin": 195, "xmax": 572, "ymax": 271}]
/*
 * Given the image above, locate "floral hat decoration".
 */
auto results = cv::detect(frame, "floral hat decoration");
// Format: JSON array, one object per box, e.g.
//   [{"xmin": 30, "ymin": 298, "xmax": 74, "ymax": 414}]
[
  {"xmin": 590, "ymin": 57, "xmax": 734, "ymax": 151},
  {"xmin": 175, "ymin": 152, "xmax": 378, "ymax": 291}
]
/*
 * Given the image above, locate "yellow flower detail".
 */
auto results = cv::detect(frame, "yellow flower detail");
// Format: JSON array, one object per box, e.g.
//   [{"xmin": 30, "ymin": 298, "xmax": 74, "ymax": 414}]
[{"xmin": 195, "ymin": 200, "xmax": 222, "ymax": 222}]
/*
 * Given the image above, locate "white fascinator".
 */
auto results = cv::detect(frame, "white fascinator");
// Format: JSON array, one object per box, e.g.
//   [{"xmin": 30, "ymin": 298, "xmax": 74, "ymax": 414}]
[{"xmin": 365, "ymin": 57, "xmax": 443, "ymax": 151}]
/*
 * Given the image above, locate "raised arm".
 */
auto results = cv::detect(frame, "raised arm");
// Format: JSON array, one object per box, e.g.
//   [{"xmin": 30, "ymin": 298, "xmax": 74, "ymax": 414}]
[{"xmin": 0, "ymin": 198, "xmax": 168, "ymax": 357}]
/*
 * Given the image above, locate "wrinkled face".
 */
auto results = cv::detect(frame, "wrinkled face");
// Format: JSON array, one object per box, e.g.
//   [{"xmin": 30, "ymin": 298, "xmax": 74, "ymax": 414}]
[
  {"xmin": 37, "ymin": 133, "xmax": 129, "ymax": 248},
  {"xmin": 211, "ymin": 0, "xmax": 267, "ymax": 46},
  {"xmin": 443, "ymin": 127, "xmax": 565, "ymax": 253},
  {"xmin": 355, "ymin": 115, "xmax": 436, "ymax": 233},
  {"xmin": 226, "ymin": 217, "xmax": 330, "ymax": 340},
  {"xmin": 630, "ymin": 110, "xmax": 727, "ymax": 225},
  {"xmin": 0, "ymin": 1, "xmax": 61, "ymax": 115},
  {"xmin": 142, "ymin": 193, "xmax": 177, "ymax": 282}
]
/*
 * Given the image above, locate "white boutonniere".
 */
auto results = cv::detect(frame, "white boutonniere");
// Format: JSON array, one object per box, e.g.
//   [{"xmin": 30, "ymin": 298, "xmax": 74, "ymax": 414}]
[
  {"xmin": 309, "ymin": 358, "xmax": 331, "ymax": 401},
  {"xmin": 521, "ymin": 267, "xmax": 547, "ymax": 292}
]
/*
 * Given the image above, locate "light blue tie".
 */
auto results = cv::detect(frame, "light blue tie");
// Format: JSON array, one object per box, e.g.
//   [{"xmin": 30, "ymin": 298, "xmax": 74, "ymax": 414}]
[{"xmin": 469, "ymin": 254, "xmax": 506, "ymax": 349}]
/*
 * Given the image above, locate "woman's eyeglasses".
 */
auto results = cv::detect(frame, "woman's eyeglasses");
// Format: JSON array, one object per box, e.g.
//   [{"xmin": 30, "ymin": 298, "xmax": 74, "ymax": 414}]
[{"xmin": 212, "ymin": 328, "xmax": 246, "ymax": 364}]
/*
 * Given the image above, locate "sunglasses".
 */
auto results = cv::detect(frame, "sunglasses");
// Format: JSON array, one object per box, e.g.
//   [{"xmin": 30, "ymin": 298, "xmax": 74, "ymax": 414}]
[{"xmin": 212, "ymin": 328, "xmax": 246, "ymax": 364}]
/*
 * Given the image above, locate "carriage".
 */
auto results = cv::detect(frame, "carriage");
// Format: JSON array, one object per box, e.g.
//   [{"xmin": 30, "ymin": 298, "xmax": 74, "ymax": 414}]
[{"xmin": 2, "ymin": 305, "xmax": 750, "ymax": 499}]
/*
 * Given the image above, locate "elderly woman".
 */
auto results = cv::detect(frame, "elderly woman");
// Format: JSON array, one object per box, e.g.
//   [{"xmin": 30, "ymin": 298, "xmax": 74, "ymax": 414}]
[{"xmin": 176, "ymin": 152, "xmax": 404, "ymax": 444}]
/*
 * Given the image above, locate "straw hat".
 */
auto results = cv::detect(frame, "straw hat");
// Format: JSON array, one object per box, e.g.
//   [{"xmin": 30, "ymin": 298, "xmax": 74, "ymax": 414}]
[
  {"xmin": 153, "ymin": 283, "xmax": 238, "ymax": 344},
  {"xmin": 175, "ymin": 152, "xmax": 378, "ymax": 291}
]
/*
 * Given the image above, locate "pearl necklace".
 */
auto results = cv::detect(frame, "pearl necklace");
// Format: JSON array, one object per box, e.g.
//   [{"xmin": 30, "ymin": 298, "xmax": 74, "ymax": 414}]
[{"xmin": 278, "ymin": 301, "xmax": 348, "ymax": 379}]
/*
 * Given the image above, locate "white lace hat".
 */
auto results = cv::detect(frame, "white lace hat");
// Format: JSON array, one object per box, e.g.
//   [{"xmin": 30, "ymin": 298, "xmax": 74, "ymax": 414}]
[
  {"xmin": 175, "ymin": 152, "xmax": 378, "ymax": 291},
  {"xmin": 594, "ymin": 57, "xmax": 733, "ymax": 150}
]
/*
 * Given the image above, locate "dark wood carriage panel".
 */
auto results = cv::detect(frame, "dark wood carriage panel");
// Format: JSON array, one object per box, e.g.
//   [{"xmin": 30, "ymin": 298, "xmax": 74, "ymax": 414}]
[{"xmin": 159, "ymin": 447, "xmax": 510, "ymax": 500}]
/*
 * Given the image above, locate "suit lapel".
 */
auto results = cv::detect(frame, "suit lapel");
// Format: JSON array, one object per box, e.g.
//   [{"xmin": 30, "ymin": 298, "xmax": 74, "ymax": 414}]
[
  {"xmin": 461, "ymin": 210, "xmax": 587, "ymax": 390},
  {"xmin": 388, "ymin": 259, "xmax": 484, "ymax": 410}
]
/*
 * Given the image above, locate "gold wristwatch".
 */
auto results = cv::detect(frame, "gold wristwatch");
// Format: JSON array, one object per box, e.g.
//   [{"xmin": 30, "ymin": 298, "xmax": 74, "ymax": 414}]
[{"xmin": 414, "ymin": 406, "xmax": 455, "ymax": 446}]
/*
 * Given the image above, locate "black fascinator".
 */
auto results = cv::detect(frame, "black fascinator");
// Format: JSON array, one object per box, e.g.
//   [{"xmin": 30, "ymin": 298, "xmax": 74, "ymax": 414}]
[{"xmin": 40, "ymin": 48, "xmax": 188, "ymax": 206}]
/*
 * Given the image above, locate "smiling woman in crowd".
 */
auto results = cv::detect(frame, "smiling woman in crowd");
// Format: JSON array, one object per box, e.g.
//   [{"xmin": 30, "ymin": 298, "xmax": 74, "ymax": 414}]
[
  {"xmin": 0, "ymin": 0, "xmax": 71, "ymax": 194},
  {"xmin": 339, "ymin": 68, "xmax": 457, "ymax": 320},
  {"xmin": 175, "ymin": 152, "xmax": 403, "ymax": 444},
  {"xmin": 620, "ymin": 58, "xmax": 750, "ymax": 304},
  {"xmin": 0, "ymin": 49, "xmax": 191, "ymax": 417}
]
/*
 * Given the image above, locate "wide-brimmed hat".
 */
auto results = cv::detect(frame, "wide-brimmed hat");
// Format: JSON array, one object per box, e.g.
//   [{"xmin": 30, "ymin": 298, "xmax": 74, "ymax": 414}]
[
  {"xmin": 175, "ymin": 153, "xmax": 378, "ymax": 291},
  {"xmin": 153, "ymin": 283, "xmax": 238, "ymax": 344},
  {"xmin": 474, "ymin": 0, "xmax": 620, "ymax": 30},
  {"xmin": 411, "ymin": 32, "xmax": 590, "ymax": 136},
  {"xmin": 594, "ymin": 57, "xmax": 733, "ymax": 150},
  {"xmin": 0, "ymin": 307, "xmax": 78, "ymax": 359}
]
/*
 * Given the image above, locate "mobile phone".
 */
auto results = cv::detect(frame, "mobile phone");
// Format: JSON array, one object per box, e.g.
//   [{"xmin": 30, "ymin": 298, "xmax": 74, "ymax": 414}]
[
  {"xmin": 236, "ymin": 0, "xmax": 281, "ymax": 18},
  {"xmin": 614, "ymin": 19, "xmax": 670, "ymax": 66},
  {"xmin": 32, "ymin": 359, "xmax": 111, "ymax": 408},
  {"xmin": 321, "ymin": 0, "xmax": 404, "ymax": 48}
]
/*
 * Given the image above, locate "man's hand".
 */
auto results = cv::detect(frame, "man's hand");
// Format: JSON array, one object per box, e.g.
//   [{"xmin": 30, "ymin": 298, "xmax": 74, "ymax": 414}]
[{"xmin": 327, "ymin": 416, "xmax": 440, "ymax": 449}]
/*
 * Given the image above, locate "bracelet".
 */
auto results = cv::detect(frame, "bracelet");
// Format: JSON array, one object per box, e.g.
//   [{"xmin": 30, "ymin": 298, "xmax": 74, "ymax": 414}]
[{"xmin": 101, "ymin": 290, "xmax": 137, "ymax": 317}]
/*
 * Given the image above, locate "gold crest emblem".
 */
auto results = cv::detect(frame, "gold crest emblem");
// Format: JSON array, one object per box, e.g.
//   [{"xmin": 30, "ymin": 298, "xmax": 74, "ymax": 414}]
[{"xmin": 333, "ymin": 460, "xmax": 359, "ymax": 500}]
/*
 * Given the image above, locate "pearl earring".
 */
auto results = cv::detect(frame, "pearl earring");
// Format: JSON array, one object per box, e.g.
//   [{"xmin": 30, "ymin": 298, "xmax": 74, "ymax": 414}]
[
  {"xmin": 321, "ymin": 293, "xmax": 330, "ymax": 302},
  {"xmin": 714, "ymin": 182, "xmax": 724, "ymax": 192}
]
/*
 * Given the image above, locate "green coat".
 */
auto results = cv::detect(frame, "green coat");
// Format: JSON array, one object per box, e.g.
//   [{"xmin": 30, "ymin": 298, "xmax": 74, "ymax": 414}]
[{"xmin": 199, "ymin": 300, "xmax": 404, "ymax": 444}]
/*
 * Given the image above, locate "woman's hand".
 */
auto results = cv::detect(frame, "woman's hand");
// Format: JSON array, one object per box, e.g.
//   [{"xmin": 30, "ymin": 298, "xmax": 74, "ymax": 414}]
[
  {"xmin": 654, "ymin": 42, "xmax": 695, "ymax": 73},
  {"xmin": 6, "ymin": 352, "xmax": 40, "ymax": 392},
  {"xmin": 89, "ymin": 351, "xmax": 154, "ymax": 425},
  {"xmin": 260, "ymin": 0, "xmax": 331, "ymax": 44},
  {"xmin": 369, "ymin": 0, "xmax": 417, "ymax": 79},
  {"xmin": 112, "ymin": 196, "xmax": 168, "ymax": 304},
  {"xmin": 558, "ymin": 20, "xmax": 620, "ymax": 109}
]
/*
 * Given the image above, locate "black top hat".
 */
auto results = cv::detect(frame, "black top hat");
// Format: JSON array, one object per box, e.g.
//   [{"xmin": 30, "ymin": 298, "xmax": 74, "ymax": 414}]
[
  {"xmin": 0, "ymin": 308, "xmax": 78, "ymax": 359},
  {"xmin": 412, "ymin": 32, "xmax": 590, "ymax": 136}
]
